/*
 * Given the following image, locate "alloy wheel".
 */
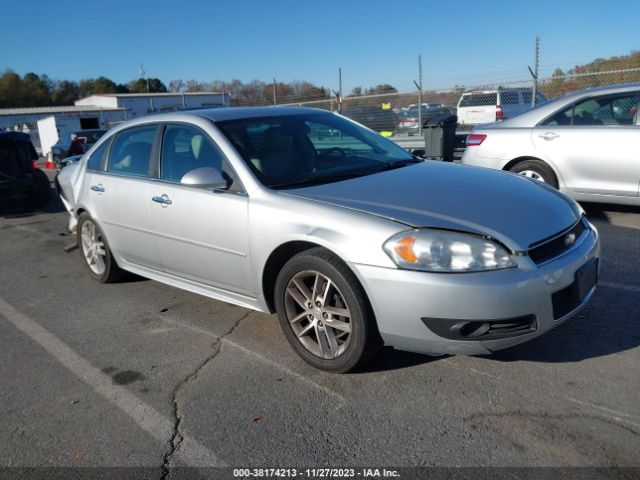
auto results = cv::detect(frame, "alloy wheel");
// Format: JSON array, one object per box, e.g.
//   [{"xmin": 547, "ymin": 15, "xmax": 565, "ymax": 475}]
[
  {"xmin": 283, "ymin": 270, "xmax": 352, "ymax": 359},
  {"xmin": 518, "ymin": 169, "xmax": 546, "ymax": 182},
  {"xmin": 80, "ymin": 220, "xmax": 106, "ymax": 275}
]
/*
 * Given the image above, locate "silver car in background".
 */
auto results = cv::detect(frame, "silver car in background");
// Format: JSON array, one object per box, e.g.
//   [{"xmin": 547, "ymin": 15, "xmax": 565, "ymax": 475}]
[
  {"xmin": 461, "ymin": 82, "xmax": 640, "ymax": 205},
  {"xmin": 57, "ymin": 107, "xmax": 600, "ymax": 372}
]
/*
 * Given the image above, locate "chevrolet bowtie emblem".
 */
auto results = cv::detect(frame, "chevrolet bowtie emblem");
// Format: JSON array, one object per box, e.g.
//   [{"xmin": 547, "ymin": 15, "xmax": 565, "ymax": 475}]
[{"xmin": 564, "ymin": 232, "xmax": 576, "ymax": 247}]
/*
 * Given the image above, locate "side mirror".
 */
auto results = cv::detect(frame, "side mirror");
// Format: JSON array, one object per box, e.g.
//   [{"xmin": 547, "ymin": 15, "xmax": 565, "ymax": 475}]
[{"xmin": 181, "ymin": 167, "xmax": 228, "ymax": 189}]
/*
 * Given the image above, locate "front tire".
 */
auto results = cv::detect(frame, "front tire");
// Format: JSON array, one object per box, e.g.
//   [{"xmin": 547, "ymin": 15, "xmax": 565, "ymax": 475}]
[
  {"xmin": 274, "ymin": 247, "xmax": 382, "ymax": 373},
  {"xmin": 509, "ymin": 159, "xmax": 558, "ymax": 188},
  {"xmin": 77, "ymin": 213, "xmax": 124, "ymax": 283}
]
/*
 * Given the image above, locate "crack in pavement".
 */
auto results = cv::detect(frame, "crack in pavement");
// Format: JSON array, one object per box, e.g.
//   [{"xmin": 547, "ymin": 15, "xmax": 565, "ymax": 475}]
[{"xmin": 160, "ymin": 310, "xmax": 253, "ymax": 479}]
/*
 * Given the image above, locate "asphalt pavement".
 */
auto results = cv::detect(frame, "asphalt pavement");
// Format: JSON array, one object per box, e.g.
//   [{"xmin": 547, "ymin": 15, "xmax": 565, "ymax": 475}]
[{"xmin": 0, "ymin": 173, "xmax": 639, "ymax": 477}]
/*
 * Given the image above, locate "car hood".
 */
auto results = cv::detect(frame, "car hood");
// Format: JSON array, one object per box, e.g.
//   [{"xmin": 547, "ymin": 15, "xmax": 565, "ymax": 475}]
[{"xmin": 283, "ymin": 162, "xmax": 581, "ymax": 251}]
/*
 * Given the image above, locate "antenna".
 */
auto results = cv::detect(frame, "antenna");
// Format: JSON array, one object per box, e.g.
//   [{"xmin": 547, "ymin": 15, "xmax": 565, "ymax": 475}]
[{"xmin": 139, "ymin": 64, "xmax": 150, "ymax": 93}]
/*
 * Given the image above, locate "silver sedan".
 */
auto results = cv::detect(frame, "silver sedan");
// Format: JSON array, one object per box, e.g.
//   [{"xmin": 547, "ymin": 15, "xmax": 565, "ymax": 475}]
[
  {"xmin": 461, "ymin": 82, "xmax": 640, "ymax": 205},
  {"xmin": 57, "ymin": 107, "xmax": 600, "ymax": 372}
]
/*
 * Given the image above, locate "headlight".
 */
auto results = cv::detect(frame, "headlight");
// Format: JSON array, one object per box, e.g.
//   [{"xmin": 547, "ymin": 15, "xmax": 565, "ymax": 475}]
[{"xmin": 383, "ymin": 229, "xmax": 516, "ymax": 272}]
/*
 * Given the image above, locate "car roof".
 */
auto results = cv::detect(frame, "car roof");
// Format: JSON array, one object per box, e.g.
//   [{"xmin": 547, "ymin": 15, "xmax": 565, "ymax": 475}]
[
  {"xmin": 196, "ymin": 106, "xmax": 331, "ymax": 122},
  {"xmin": 88, "ymin": 107, "xmax": 338, "ymax": 138}
]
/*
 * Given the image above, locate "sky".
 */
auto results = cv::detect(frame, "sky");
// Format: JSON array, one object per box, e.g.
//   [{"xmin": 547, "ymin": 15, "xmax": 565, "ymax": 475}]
[{"xmin": 1, "ymin": 0, "xmax": 638, "ymax": 93}]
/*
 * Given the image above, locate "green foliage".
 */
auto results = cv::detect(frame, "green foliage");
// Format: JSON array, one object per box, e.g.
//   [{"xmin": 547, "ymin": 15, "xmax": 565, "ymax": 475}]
[
  {"xmin": 0, "ymin": 71, "xmax": 163, "ymax": 108},
  {"xmin": 366, "ymin": 84, "xmax": 397, "ymax": 95},
  {"xmin": 128, "ymin": 78, "xmax": 167, "ymax": 93}
]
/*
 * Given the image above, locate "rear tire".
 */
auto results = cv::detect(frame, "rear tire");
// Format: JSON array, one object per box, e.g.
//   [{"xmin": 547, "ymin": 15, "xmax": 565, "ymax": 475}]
[
  {"xmin": 509, "ymin": 159, "xmax": 558, "ymax": 188},
  {"xmin": 274, "ymin": 247, "xmax": 382, "ymax": 373},
  {"xmin": 77, "ymin": 213, "xmax": 124, "ymax": 283}
]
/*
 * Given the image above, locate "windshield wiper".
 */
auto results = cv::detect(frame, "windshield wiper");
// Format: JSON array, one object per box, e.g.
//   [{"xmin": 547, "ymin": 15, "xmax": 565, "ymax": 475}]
[
  {"xmin": 271, "ymin": 170, "xmax": 373, "ymax": 189},
  {"xmin": 271, "ymin": 159, "xmax": 423, "ymax": 189},
  {"xmin": 382, "ymin": 157, "xmax": 424, "ymax": 171}
]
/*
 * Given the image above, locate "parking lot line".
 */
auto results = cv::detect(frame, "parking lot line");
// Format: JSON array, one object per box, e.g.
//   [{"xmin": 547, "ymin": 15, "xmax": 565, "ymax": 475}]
[
  {"xmin": 599, "ymin": 281, "xmax": 640, "ymax": 293},
  {"xmin": 0, "ymin": 296, "xmax": 225, "ymax": 467},
  {"xmin": 159, "ymin": 316, "xmax": 347, "ymax": 407}
]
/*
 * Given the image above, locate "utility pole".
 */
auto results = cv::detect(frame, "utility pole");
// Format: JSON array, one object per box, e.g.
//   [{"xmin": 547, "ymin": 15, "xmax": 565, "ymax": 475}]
[
  {"xmin": 139, "ymin": 64, "xmax": 150, "ymax": 93},
  {"xmin": 272, "ymin": 78, "xmax": 277, "ymax": 105},
  {"xmin": 338, "ymin": 67, "xmax": 343, "ymax": 113},
  {"xmin": 413, "ymin": 54, "xmax": 424, "ymax": 134},
  {"xmin": 528, "ymin": 37, "xmax": 540, "ymax": 107}
]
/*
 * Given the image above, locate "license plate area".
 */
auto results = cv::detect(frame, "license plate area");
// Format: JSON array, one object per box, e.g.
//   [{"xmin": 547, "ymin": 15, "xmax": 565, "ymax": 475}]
[
  {"xmin": 574, "ymin": 257, "xmax": 598, "ymax": 302},
  {"xmin": 551, "ymin": 257, "xmax": 598, "ymax": 320}
]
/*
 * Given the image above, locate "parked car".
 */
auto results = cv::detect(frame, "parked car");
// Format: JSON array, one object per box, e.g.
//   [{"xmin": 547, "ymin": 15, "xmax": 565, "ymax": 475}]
[
  {"xmin": 51, "ymin": 128, "xmax": 108, "ymax": 167},
  {"xmin": 457, "ymin": 88, "xmax": 546, "ymax": 126},
  {"xmin": 461, "ymin": 82, "xmax": 640, "ymax": 206},
  {"xmin": 57, "ymin": 107, "xmax": 599, "ymax": 372},
  {"xmin": 341, "ymin": 105, "xmax": 396, "ymax": 135},
  {"xmin": 0, "ymin": 131, "xmax": 51, "ymax": 211},
  {"xmin": 395, "ymin": 104, "xmax": 452, "ymax": 135}
]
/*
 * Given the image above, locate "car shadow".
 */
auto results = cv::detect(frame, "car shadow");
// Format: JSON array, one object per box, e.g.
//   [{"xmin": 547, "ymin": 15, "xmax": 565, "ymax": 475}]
[
  {"xmin": 356, "ymin": 346, "xmax": 442, "ymax": 373},
  {"xmin": 490, "ymin": 291, "xmax": 640, "ymax": 364},
  {"xmin": 0, "ymin": 185, "xmax": 65, "ymax": 218},
  {"xmin": 582, "ymin": 202, "xmax": 640, "ymax": 223}
]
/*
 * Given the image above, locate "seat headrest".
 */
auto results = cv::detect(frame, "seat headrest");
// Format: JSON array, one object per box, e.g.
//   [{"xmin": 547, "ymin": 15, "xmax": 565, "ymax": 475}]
[{"xmin": 263, "ymin": 127, "xmax": 293, "ymax": 152}]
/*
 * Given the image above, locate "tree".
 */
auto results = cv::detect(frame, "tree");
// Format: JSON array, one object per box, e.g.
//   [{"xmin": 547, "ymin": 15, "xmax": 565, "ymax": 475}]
[
  {"xmin": 78, "ymin": 78, "xmax": 96, "ymax": 98},
  {"xmin": 21, "ymin": 72, "xmax": 51, "ymax": 107},
  {"xmin": 128, "ymin": 77, "xmax": 167, "ymax": 93},
  {"xmin": 185, "ymin": 80, "xmax": 205, "ymax": 92},
  {"xmin": 0, "ymin": 70, "xmax": 22, "ymax": 108},
  {"xmin": 168, "ymin": 79, "xmax": 185, "ymax": 92},
  {"xmin": 93, "ymin": 76, "xmax": 119, "ymax": 94},
  {"xmin": 52, "ymin": 80, "xmax": 79, "ymax": 105},
  {"xmin": 366, "ymin": 84, "xmax": 397, "ymax": 95},
  {"xmin": 349, "ymin": 86, "xmax": 363, "ymax": 97}
]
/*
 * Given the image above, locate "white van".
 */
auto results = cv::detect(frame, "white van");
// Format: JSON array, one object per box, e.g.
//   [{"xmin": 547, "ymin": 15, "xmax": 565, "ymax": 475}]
[{"xmin": 456, "ymin": 88, "xmax": 546, "ymax": 125}]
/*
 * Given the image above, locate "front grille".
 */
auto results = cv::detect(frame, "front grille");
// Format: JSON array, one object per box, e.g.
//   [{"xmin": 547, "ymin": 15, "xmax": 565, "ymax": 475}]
[
  {"xmin": 528, "ymin": 218, "xmax": 587, "ymax": 265},
  {"xmin": 551, "ymin": 283, "xmax": 581, "ymax": 319}
]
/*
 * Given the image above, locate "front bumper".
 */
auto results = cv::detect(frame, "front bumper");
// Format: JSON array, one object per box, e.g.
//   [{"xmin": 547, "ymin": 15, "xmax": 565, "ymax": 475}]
[{"xmin": 350, "ymin": 222, "xmax": 600, "ymax": 356}]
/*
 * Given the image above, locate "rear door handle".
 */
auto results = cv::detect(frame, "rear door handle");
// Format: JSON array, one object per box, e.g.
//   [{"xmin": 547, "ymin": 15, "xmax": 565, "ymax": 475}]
[
  {"xmin": 90, "ymin": 184, "xmax": 105, "ymax": 193},
  {"xmin": 538, "ymin": 132, "xmax": 560, "ymax": 140},
  {"xmin": 152, "ymin": 194, "xmax": 172, "ymax": 206}
]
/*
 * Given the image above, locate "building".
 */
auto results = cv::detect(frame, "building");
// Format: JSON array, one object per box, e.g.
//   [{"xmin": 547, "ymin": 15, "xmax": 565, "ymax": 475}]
[
  {"xmin": 74, "ymin": 92, "xmax": 229, "ymax": 119},
  {"xmin": 0, "ymin": 92, "xmax": 229, "ymax": 155}
]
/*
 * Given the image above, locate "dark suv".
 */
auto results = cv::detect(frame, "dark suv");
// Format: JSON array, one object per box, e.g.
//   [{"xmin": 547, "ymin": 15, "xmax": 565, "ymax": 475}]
[{"xmin": 0, "ymin": 131, "xmax": 51, "ymax": 211}]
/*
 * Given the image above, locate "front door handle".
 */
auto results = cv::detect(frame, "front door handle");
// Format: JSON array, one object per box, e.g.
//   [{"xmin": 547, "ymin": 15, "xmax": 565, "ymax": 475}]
[
  {"xmin": 90, "ymin": 184, "xmax": 105, "ymax": 193},
  {"xmin": 152, "ymin": 194, "xmax": 172, "ymax": 206},
  {"xmin": 538, "ymin": 132, "xmax": 560, "ymax": 141}
]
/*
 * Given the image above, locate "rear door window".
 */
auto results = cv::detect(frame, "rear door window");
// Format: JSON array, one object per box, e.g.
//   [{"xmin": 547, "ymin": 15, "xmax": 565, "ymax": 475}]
[
  {"xmin": 107, "ymin": 126, "xmax": 158, "ymax": 176},
  {"xmin": 459, "ymin": 93, "xmax": 497, "ymax": 107}
]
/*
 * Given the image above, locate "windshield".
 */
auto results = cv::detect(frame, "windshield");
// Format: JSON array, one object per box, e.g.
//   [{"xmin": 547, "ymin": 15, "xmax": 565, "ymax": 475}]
[{"xmin": 216, "ymin": 111, "xmax": 416, "ymax": 189}]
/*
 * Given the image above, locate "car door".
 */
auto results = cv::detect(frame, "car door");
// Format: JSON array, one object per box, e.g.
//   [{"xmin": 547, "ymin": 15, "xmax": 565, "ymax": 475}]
[
  {"xmin": 88, "ymin": 124, "xmax": 162, "ymax": 269},
  {"xmin": 532, "ymin": 91, "xmax": 640, "ymax": 197},
  {"xmin": 148, "ymin": 123, "xmax": 251, "ymax": 294}
]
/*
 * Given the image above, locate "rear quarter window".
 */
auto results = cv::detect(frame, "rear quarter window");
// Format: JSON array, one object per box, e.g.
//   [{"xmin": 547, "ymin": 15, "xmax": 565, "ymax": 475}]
[{"xmin": 86, "ymin": 139, "xmax": 110, "ymax": 171}]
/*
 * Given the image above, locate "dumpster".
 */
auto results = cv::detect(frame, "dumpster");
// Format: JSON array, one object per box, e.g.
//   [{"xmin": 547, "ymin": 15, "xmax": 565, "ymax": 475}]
[{"xmin": 423, "ymin": 114, "xmax": 457, "ymax": 162}]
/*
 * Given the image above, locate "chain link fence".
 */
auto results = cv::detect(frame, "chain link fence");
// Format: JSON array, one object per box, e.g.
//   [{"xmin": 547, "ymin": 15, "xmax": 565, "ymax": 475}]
[{"xmin": 236, "ymin": 67, "xmax": 640, "ymax": 144}]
